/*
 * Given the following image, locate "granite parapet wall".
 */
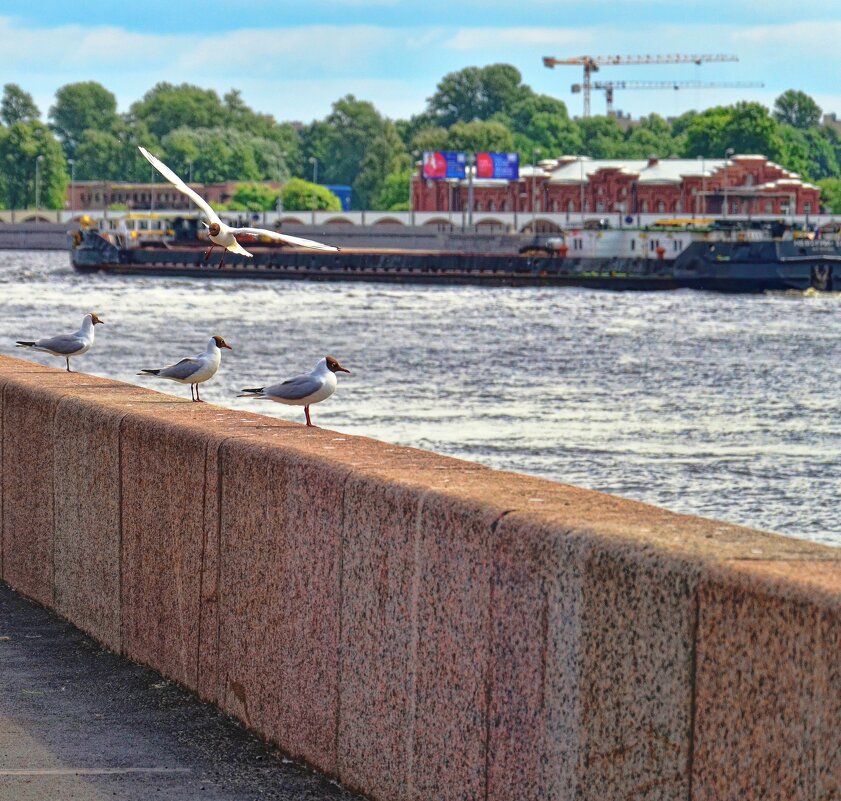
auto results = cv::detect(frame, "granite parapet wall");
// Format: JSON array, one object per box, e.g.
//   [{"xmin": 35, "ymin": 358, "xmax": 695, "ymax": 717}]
[{"xmin": 1, "ymin": 353, "xmax": 839, "ymax": 801}]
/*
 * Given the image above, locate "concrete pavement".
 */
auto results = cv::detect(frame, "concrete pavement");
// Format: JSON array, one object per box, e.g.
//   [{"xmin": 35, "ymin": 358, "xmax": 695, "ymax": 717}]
[{"xmin": 0, "ymin": 582, "xmax": 362, "ymax": 801}]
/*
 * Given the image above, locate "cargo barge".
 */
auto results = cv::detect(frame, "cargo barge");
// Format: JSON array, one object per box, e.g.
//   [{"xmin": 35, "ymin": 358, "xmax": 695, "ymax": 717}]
[{"xmin": 69, "ymin": 217, "xmax": 840, "ymax": 293}]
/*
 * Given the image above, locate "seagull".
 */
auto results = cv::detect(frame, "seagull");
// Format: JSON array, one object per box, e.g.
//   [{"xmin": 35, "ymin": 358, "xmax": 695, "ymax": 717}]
[
  {"xmin": 15, "ymin": 312, "xmax": 104, "ymax": 372},
  {"xmin": 138, "ymin": 335, "xmax": 232, "ymax": 402},
  {"xmin": 239, "ymin": 355, "xmax": 350, "ymax": 426},
  {"xmin": 138, "ymin": 146, "xmax": 339, "ymax": 268}
]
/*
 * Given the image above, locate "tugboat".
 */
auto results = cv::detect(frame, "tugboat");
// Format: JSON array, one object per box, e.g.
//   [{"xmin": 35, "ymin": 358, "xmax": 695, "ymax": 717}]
[{"xmin": 69, "ymin": 214, "xmax": 840, "ymax": 293}]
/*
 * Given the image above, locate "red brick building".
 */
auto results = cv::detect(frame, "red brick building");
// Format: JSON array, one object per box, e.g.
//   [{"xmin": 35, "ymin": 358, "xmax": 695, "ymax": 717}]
[
  {"xmin": 66, "ymin": 180, "xmax": 281, "ymax": 212},
  {"xmin": 412, "ymin": 155, "xmax": 821, "ymax": 217}
]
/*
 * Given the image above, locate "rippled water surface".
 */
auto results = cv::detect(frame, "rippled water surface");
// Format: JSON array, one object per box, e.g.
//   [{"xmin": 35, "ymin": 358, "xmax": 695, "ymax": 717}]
[{"xmin": 1, "ymin": 250, "xmax": 839, "ymax": 546}]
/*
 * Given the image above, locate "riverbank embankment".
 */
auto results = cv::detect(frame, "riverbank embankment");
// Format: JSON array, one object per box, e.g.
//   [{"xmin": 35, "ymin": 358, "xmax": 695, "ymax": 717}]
[{"xmin": 1, "ymin": 354, "xmax": 838, "ymax": 800}]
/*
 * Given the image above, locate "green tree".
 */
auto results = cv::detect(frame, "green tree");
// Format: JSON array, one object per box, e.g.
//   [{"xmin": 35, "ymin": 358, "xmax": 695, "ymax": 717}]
[
  {"xmin": 74, "ymin": 129, "xmax": 126, "ymax": 179},
  {"xmin": 498, "ymin": 93, "xmax": 581, "ymax": 157},
  {"xmin": 1, "ymin": 84, "xmax": 39, "ymax": 126},
  {"xmin": 724, "ymin": 102, "xmax": 785, "ymax": 159},
  {"xmin": 446, "ymin": 119, "xmax": 514, "ymax": 152},
  {"xmin": 130, "ymin": 83, "xmax": 226, "ymax": 140},
  {"xmin": 773, "ymin": 90, "xmax": 822, "ymax": 130},
  {"xmin": 281, "ymin": 178, "xmax": 341, "ymax": 211},
  {"xmin": 801, "ymin": 128, "xmax": 838, "ymax": 180},
  {"xmin": 0, "ymin": 121, "xmax": 67, "ymax": 209},
  {"xmin": 373, "ymin": 169, "xmax": 412, "ymax": 210},
  {"xmin": 159, "ymin": 127, "xmax": 288, "ymax": 184},
  {"xmin": 681, "ymin": 103, "xmax": 784, "ymax": 160},
  {"xmin": 680, "ymin": 107, "xmax": 730, "ymax": 156},
  {"xmin": 303, "ymin": 95, "xmax": 407, "ymax": 209},
  {"xmin": 670, "ymin": 109, "xmax": 698, "ymax": 138},
  {"xmin": 816, "ymin": 177, "xmax": 841, "ymax": 212},
  {"xmin": 577, "ymin": 116, "xmax": 626, "ymax": 158},
  {"xmin": 624, "ymin": 113, "xmax": 675, "ymax": 158},
  {"xmin": 226, "ymin": 182, "xmax": 280, "ymax": 212},
  {"xmin": 426, "ymin": 64, "xmax": 528, "ymax": 127},
  {"xmin": 410, "ymin": 126, "xmax": 450, "ymax": 154},
  {"xmin": 49, "ymin": 82, "xmax": 118, "ymax": 159}
]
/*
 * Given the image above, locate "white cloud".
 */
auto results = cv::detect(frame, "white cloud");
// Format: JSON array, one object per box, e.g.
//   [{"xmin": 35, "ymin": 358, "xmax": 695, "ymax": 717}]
[
  {"xmin": 3, "ymin": 13, "xmax": 841, "ymax": 124},
  {"xmin": 172, "ymin": 26, "xmax": 395, "ymax": 78},
  {"xmin": 444, "ymin": 26, "xmax": 585, "ymax": 51}
]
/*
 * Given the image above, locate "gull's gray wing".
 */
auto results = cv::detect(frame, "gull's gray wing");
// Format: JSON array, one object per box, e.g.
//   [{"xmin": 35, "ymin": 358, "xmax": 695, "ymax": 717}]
[
  {"xmin": 33, "ymin": 334, "xmax": 85, "ymax": 354},
  {"xmin": 158, "ymin": 357, "xmax": 203, "ymax": 380},
  {"xmin": 264, "ymin": 374, "xmax": 322, "ymax": 400}
]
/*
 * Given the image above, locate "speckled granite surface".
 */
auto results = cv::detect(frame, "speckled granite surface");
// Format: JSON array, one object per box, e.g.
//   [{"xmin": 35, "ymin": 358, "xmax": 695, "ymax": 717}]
[{"xmin": 1, "ymin": 354, "xmax": 839, "ymax": 801}]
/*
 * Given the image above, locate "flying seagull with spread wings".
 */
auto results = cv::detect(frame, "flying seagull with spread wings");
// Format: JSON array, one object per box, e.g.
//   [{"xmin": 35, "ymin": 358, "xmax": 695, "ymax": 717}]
[{"xmin": 138, "ymin": 146, "xmax": 339, "ymax": 268}]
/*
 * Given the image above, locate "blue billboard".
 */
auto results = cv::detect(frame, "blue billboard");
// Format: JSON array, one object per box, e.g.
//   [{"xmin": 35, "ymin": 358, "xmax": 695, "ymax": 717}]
[
  {"xmin": 422, "ymin": 151, "xmax": 466, "ymax": 180},
  {"xmin": 476, "ymin": 152, "xmax": 519, "ymax": 180}
]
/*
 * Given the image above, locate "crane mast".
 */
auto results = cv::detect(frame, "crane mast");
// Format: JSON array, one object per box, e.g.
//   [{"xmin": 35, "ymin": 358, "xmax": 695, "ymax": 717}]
[{"xmin": 543, "ymin": 54, "xmax": 740, "ymax": 117}]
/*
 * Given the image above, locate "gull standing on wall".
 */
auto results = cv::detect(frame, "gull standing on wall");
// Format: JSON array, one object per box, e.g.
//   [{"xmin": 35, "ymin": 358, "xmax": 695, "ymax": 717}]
[
  {"xmin": 137, "ymin": 146, "xmax": 339, "ymax": 268},
  {"xmin": 15, "ymin": 312, "xmax": 104, "ymax": 372},
  {"xmin": 138, "ymin": 335, "xmax": 232, "ymax": 402},
  {"xmin": 238, "ymin": 355, "xmax": 350, "ymax": 426}
]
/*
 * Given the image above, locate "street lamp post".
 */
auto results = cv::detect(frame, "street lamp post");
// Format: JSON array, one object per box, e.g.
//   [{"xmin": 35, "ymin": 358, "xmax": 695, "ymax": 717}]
[
  {"xmin": 697, "ymin": 154, "xmax": 706, "ymax": 217},
  {"xmin": 67, "ymin": 158, "xmax": 75, "ymax": 219},
  {"xmin": 579, "ymin": 156, "xmax": 586, "ymax": 225},
  {"xmin": 465, "ymin": 154, "xmax": 476, "ymax": 229},
  {"xmin": 531, "ymin": 148, "xmax": 540, "ymax": 233},
  {"xmin": 723, "ymin": 147, "xmax": 734, "ymax": 219},
  {"xmin": 34, "ymin": 155, "xmax": 45, "ymax": 223},
  {"xmin": 309, "ymin": 157, "xmax": 318, "ymax": 225},
  {"xmin": 410, "ymin": 151, "xmax": 419, "ymax": 227},
  {"xmin": 276, "ymin": 152, "xmax": 287, "ymax": 223}
]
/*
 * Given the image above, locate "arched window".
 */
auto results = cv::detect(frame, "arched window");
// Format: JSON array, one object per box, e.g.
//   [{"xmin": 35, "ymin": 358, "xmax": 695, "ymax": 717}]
[{"xmin": 657, "ymin": 201, "xmax": 666, "ymax": 213}]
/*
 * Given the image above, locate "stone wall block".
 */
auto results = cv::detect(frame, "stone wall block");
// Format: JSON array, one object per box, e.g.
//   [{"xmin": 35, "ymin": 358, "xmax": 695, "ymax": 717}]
[
  {"xmin": 217, "ymin": 440, "xmax": 348, "ymax": 775},
  {"xmin": 53, "ymin": 396, "xmax": 125, "ymax": 651},
  {"xmin": 486, "ymin": 514, "xmax": 698, "ymax": 801},
  {"xmin": 485, "ymin": 515, "xmax": 581, "ymax": 801},
  {"xmin": 1, "ymin": 382, "xmax": 60, "ymax": 605},
  {"xmin": 407, "ymin": 494, "xmax": 500, "ymax": 801},
  {"xmin": 337, "ymin": 472, "xmax": 424, "ymax": 800},
  {"xmin": 573, "ymin": 544, "xmax": 697, "ymax": 801},
  {"xmin": 692, "ymin": 561, "xmax": 841, "ymax": 801},
  {"xmin": 120, "ymin": 414, "xmax": 211, "ymax": 689}
]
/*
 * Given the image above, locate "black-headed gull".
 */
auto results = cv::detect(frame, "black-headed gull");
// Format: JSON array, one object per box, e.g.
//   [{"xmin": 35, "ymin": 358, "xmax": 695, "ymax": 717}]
[
  {"xmin": 16, "ymin": 312, "xmax": 104, "ymax": 372},
  {"xmin": 138, "ymin": 146, "xmax": 339, "ymax": 268},
  {"xmin": 239, "ymin": 355, "xmax": 350, "ymax": 426},
  {"xmin": 138, "ymin": 335, "xmax": 232, "ymax": 402}
]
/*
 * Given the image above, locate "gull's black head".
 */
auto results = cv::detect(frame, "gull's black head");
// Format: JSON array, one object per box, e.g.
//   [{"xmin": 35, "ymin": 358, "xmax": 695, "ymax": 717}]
[
  {"xmin": 212, "ymin": 335, "xmax": 232, "ymax": 350},
  {"xmin": 208, "ymin": 222, "xmax": 221, "ymax": 236},
  {"xmin": 89, "ymin": 312, "xmax": 104, "ymax": 325},
  {"xmin": 325, "ymin": 355, "xmax": 350, "ymax": 374}
]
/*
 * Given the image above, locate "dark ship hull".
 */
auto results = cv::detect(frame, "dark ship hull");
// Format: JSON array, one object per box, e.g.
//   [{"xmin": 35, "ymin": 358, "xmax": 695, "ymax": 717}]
[{"xmin": 69, "ymin": 231, "xmax": 840, "ymax": 293}]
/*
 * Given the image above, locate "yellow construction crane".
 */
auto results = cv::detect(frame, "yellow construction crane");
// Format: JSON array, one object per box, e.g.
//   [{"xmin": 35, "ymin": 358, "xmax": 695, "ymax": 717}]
[
  {"xmin": 570, "ymin": 80, "xmax": 765, "ymax": 115},
  {"xmin": 543, "ymin": 54, "xmax": 739, "ymax": 117}
]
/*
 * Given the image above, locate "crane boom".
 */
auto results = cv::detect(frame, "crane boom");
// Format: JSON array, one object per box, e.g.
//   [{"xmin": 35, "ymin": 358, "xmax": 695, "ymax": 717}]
[
  {"xmin": 543, "ymin": 53, "xmax": 740, "ymax": 117},
  {"xmin": 569, "ymin": 80, "xmax": 764, "ymax": 114}
]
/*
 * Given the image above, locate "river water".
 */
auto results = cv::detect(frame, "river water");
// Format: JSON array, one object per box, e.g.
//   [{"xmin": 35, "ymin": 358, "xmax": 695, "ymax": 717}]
[{"xmin": 1, "ymin": 250, "xmax": 838, "ymax": 547}]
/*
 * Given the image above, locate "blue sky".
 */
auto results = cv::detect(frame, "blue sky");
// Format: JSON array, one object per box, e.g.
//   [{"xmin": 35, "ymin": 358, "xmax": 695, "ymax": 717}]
[{"xmin": 3, "ymin": 1, "xmax": 840, "ymax": 124}]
